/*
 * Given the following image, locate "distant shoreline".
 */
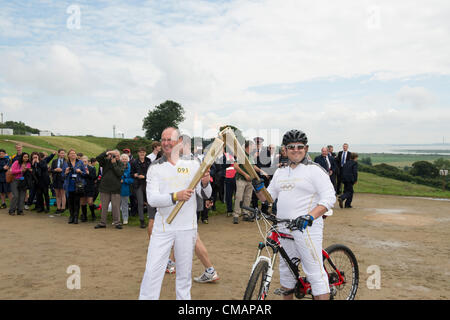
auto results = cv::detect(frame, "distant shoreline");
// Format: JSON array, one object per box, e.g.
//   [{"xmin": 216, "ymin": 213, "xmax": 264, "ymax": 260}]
[{"xmin": 307, "ymin": 143, "xmax": 450, "ymax": 155}]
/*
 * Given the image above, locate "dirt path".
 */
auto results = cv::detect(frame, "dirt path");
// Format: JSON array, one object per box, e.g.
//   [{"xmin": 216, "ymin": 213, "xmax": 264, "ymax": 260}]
[
  {"xmin": 0, "ymin": 193, "xmax": 449, "ymax": 300},
  {"xmin": 3, "ymin": 139, "xmax": 57, "ymax": 153}
]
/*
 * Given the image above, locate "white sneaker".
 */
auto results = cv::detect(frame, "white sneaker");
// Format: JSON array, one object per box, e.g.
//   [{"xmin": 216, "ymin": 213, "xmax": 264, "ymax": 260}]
[
  {"xmin": 24, "ymin": 205, "xmax": 30, "ymax": 210},
  {"xmin": 123, "ymin": 220, "xmax": 128, "ymax": 225},
  {"xmin": 194, "ymin": 270, "xmax": 219, "ymax": 283}
]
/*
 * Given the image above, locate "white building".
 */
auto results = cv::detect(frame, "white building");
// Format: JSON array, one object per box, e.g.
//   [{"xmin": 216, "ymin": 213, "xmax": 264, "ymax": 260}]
[
  {"xmin": 39, "ymin": 130, "xmax": 52, "ymax": 136},
  {"xmin": 116, "ymin": 131, "xmax": 125, "ymax": 139},
  {"xmin": 0, "ymin": 128, "xmax": 13, "ymax": 135}
]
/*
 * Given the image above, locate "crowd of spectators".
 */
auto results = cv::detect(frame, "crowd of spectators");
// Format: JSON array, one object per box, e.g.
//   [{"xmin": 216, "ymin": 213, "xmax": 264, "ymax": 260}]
[
  {"xmin": 0, "ymin": 137, "xmax": 358, "ymax": 227},
  {"xmin": 0, "ymin": 142, "xmax": 163, "ymax": 229}
]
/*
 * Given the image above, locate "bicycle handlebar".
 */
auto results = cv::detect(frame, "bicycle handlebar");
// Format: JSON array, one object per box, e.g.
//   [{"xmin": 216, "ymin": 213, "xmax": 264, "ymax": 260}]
[{"xmin": 241, "ymin": 206, "xmax": 301, "ymax": 231}]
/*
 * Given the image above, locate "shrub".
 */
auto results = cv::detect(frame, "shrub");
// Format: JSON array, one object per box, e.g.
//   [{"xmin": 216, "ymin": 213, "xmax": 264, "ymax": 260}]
[
  {"xmin": 410, "ymin": 161, "xmax": 439, "ymax": 178},
  {"xmin": 360, "ymin": 157, "xmax": 372, "ymax": 166},
  {"xmin": 359, "ymin": 162, "xmax": 449, "ymax": 189}
]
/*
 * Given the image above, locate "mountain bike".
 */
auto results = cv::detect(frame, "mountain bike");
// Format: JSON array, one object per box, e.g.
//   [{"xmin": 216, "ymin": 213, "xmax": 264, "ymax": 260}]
[{"xmin": 242, "ymin": 206, "xmax": 359, "ymax": 300}]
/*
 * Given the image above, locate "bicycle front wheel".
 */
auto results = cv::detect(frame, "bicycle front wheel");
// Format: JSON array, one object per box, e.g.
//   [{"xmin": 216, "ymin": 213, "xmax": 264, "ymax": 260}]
[
  {"xmin": 243, "ymin": 260, "xmax": 270, "ymax": 300},
  {"xmin": 324, "ymin": 244, "xmax": 359, "ymax": 300}
]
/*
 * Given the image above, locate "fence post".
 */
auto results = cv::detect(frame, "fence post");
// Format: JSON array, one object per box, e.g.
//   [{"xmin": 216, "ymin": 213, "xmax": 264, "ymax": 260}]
[{"xmin": 440, "ymin": 169, "xmax": 448, "ymax": 191}]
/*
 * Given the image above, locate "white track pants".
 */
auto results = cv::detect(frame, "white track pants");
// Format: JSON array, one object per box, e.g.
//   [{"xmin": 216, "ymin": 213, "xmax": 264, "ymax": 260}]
[
  {"xmin": 139, "ymin": 229, "xmax": 197, "ymax": 300},
  {"xmin": 278, "ymin": 218, "xmax": 330, "ymax": 296}
]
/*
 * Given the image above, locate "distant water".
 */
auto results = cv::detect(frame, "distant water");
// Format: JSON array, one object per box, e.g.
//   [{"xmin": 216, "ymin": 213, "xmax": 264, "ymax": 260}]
[{"xmin": 308, "ymin": 144, "xmax": 450, "ymax": 155}]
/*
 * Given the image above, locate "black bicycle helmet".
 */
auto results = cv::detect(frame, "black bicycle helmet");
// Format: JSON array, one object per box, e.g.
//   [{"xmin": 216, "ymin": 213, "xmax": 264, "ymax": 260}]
[{"xmin": 282, "ymin": 129, "xmax": 308, "ymax": 146}]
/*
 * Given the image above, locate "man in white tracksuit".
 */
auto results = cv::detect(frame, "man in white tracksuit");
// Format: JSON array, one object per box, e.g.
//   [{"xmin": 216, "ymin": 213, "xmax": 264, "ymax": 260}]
[
  {"xmin": 139, "ymin": 127, "xmax": 212, "ymax": 300},
  {"xmin": 253, "ymin": 129, "xmax": 336, "ymax": 300}
]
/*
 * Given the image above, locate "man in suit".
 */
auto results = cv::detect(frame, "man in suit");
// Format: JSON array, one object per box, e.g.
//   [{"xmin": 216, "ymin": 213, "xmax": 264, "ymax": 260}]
[
  {"xmin": 338, "ymin": 153, "xmax": 358, "ymax": 208},
  {"xmin": 314, "ymin": 147, "xmax": 336, "ymax": 185},
  {"xmin": 327, "ymin": 145, "xmax": 336, "ymax": 158},
  {"xmin": 327, "ymin": 145, "xmax": 338, "ymax": 193},
  {"xmin": 336, "ymin": 143, "xmax": 352, "ymax": 195}
]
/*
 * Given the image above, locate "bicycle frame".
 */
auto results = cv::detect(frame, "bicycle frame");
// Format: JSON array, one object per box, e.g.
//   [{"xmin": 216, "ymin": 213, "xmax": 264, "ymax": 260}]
[{"xmin": 253, "ymin": 229, "xmax": 346, "ymax": 298}]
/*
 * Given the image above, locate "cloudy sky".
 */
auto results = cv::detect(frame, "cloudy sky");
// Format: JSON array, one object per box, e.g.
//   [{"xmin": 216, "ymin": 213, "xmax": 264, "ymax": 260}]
[{"xmin": 1, "ymin": 0, "xmax": 449, "ymax": 146}]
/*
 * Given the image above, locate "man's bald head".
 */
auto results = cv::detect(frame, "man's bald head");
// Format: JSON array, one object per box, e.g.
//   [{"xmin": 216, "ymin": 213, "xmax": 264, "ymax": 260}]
[
  {"xmin": 161, "ymin": 127, "xmax": 181, "ymax": 159},
  {"xmin": 161, "ymin": 127, "xmax": 180, "ymax": 141}
]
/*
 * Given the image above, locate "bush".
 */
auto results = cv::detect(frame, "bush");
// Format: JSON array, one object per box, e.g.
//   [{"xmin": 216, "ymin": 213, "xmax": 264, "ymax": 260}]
[
  {"xmin": 434, "ymin": 158, "xmax": 450, "ymax": 170},
  {"xmin": 360, "ymin": 157, "xmax": 372, "ymax": 166},
  {"xmin": 359, "ymin": 162, "xmax": 449, "ymax": 189},
  {"xmin": 410, "ymin": 161, "xmax": 439, "ymax": 178},
  {"xmin": 373, "ymin": 163, "xmax": 401, "ymax": 173}
]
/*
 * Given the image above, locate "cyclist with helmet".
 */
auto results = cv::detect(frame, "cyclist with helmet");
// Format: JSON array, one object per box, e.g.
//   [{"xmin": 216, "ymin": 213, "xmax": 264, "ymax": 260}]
[{"xmin": 253, "ymin": 129, "xmax": 336, "ymax": 300}]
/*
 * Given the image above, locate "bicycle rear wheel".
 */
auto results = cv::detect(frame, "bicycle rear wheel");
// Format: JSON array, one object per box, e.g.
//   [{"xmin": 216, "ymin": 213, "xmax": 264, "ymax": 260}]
[
  {"xmin": 243, "ymin": 260, "xmax": 270, "ymax": 300},
  {"xmin": 324, "ymin": 244, "xmax": 359, "ymax": 300}
]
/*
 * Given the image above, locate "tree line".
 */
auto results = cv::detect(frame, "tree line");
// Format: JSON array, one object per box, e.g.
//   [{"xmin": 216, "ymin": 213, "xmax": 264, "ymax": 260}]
[{"xmin": 0, "ymin": 121, "xmax": 40, "ymax": 135}]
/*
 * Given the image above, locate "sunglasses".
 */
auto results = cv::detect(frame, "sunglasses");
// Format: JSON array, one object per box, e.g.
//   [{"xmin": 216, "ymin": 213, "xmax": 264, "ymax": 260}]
[{"xmin": 286, "ymin": 144, "xmax": 305, "ymax": 151}]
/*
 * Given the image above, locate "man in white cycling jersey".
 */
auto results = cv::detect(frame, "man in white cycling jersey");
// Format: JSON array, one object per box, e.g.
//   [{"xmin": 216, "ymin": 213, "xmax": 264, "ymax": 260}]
[
  {"xmin": 253, "ymin": 129, "xmax": 336, "ymax": 300},
  {"xmin": 138, "ymin": 127, "xmax": 212, "ymax": 300}
]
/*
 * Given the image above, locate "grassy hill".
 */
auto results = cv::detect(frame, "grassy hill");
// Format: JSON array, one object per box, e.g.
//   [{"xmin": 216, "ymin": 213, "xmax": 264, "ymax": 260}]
[
  {"xmin": 0, "ymin": 135, "xmax": 126, "ymax": 157},
  {"xmin": 355, "ymin": 171, "xmax": 450, "ymax": 198},
  {"xmin": 358, "ymin": 153, "xmax": 450, "ymax": 168}
]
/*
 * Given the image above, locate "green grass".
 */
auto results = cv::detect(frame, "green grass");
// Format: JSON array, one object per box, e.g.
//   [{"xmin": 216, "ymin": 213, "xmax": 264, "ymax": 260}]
[
  {"xmin": 72, "ymin": 136, "xmax": 125, "ymax": 152},
  {"xmin": 208, "ymin": 201, "xmax": 227, "ymax": 216},
  {"xmin": 1, "ymin": 135, "xmax": 59, "ymax": 150},
  {"xmin": 355, "ymin": 171, "xmax": 450, "ymax": 198},
  {"xmin": 0, "ymin": 135, "xmax": 126, "ymax": 158},
  {"xmin": 0, "ymin": 139, "xmax": 39, "ymax": 156}
]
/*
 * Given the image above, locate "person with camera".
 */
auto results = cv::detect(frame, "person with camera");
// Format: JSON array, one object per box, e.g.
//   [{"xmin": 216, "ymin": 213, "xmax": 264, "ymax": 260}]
[
  {"xmin": 130, "ymin": 147, "xmax": 151, "ymax": 229},
  {"xmin": 64, "ymin": 149, "xmax": 86, "ymax": 224},
  {"xmin": 30, "ymin": 152, "xmax": 55, "ymax": 213},
  {"xmin": 9, "ymin": 152, "xmax": 32, "ymax": 215},
  {"xmin": 94, "ymin": 150, "xmax": 125, "ymax": 230}
]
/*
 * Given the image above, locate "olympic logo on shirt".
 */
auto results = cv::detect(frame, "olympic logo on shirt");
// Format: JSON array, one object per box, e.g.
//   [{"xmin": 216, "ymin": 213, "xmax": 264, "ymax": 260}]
[
  {"xmin": 177, "ymin": 167, "xmax": 189, "ymax": 174},
  {"xmin": 280, "ymin": 183, "xmax": 295, "ymax": 191}
]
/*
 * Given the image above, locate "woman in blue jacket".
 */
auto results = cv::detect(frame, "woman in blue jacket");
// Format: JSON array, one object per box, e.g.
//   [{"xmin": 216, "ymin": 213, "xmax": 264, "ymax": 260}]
[
  {"xmin": 63, "ymin": 149, "xmax": 87, "ymax": 224},
  {"xmin": 120, "ymin": 153, "xmax": 134, "ymax": 225}
]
